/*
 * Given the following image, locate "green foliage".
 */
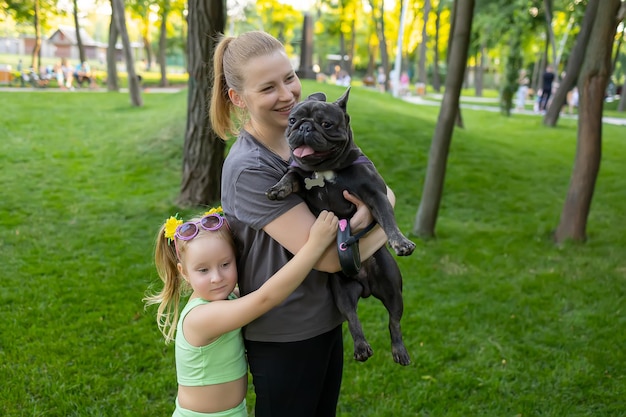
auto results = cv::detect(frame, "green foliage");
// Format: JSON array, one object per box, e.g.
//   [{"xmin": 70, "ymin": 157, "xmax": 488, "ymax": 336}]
[
  {"xmin": 1, "ymin": 82, "xmax": 625, "ymax": 416},
  {"xmin": 254, "ymin": 0, "xmax": 302, "ymax": 55}
]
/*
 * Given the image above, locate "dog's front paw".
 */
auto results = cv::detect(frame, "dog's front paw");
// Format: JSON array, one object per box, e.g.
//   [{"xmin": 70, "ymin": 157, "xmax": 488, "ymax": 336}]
[
  {"xmin": 389, "ymin": 237, "xmax": 416, "ymax": 256},
  {"xmin": 266, "ymin": 185, "xmax": 291, "ymax": 201}
]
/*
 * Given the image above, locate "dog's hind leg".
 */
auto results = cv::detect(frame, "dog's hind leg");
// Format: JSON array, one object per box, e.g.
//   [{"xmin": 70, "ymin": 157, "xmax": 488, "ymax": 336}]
[
  {"xmin": 330, "ymin": 276, "xmax": 374, "ymax": 362},
  {"xmin": 383, "ymin": 292, "xmax": 410, "ymax": 366},
  {"xmin": 371, "ymin": 252, "xmax": 411, "ymax": 366}
]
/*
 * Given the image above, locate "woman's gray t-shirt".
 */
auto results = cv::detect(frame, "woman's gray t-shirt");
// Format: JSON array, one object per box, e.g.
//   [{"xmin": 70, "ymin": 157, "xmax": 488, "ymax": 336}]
[{"xmin": 221, "ymin": 130, "xmax": 343, "ymax": 343}]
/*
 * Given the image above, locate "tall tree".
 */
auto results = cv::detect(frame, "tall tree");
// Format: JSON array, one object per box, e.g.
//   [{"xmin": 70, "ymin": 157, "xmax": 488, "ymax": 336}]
[
  {"xmin": 617, "ymin": 4, "xmax": 626, "ymax": 113},
  {"xmin": 544, "ymin": 0, "xmax": 598, "ymax": 126},
  {"xmin": 128, "ymin": 0, "xmax": 156, "ymax": 70},
  {"xmin": 72, "ymin": 0, "xmax": 86, "ymax": 64},
  {"xmin": 431, "ymin": 1, "xmax": 442, "ymax": 92},
  {"xmin": 501, "ymin": 29, "xmax": 522, "ymax": 116},
  {"xmin": 157, "ymin": 0, "xmax": 170, "ymax": 87},
  {"xmin": 554, "ymin": 0, "xmax": 622, "ymax": 244},
  {"xmin": 543, "ymin": 0, "xmax": 557, "ymax": 70},
  {"xmin": 417, "ymin": 0, "xmax": 431, "ymax": 85},
  {"xmin": 178, "ymin": 1, "xmax": 226, "ymax": 206},
  {"xmin": 106, "ymin": 0, "xmax": 119, "ymax": 91},
  {"xmin": 369, "ymin": 0, "xmax": 391, "ymax": 91},
  {"xmin": 413, "ymin": 0, "xmax": 475, "ymax": 238},
  {"xmin": 112, "ymin": 0, "xmax": 143, "ymax": 106},
  {"xmin": 32, "ymin": 0, "xmax": 41, "ymax": 72}
]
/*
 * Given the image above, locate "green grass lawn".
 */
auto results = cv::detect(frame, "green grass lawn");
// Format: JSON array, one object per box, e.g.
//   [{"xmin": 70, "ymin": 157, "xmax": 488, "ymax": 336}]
[{"xmin": 1, "ymin": 83, "xmax": 625, "ymax": 417}]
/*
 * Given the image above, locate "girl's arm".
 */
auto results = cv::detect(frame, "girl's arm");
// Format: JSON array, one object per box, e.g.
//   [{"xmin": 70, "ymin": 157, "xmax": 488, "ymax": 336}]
[
  {"xmin": 263, "ymin": 187, "xmax": 395, "ymax": 273},
  {"xmin": 187, "ymin": 211, "xmax": 338, "ymax": 343}
]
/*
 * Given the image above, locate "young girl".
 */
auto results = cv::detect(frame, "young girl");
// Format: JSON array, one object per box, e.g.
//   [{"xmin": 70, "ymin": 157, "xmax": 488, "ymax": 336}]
[{"xmin": 145, "ymin": 207, "xmax": 339, "ymax": 417}]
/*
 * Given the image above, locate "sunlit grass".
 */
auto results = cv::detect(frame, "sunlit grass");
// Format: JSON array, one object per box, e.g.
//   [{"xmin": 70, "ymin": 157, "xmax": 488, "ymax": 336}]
[{"xmin": 1, "ymin": 82, "xmax": 625, "ymax": 416}]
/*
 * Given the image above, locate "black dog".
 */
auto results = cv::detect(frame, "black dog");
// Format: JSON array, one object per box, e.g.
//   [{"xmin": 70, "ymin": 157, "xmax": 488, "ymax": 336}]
[{"xmin": 267, "ymin": 88, "xmax": 415, "ymax": 365}]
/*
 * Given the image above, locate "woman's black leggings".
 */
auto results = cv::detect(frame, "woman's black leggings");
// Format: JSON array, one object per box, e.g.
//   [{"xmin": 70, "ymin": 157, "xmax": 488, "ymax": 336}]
[{"xmin": 245, "ymin": 325, "xmax": 344, "ymax": 417}]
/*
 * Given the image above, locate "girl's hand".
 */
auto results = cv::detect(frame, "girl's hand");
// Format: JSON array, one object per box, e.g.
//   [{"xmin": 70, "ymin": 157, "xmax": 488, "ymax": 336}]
[{"xmin": 309, "ymin": 210, "xmax": 339, "ymax": 247}]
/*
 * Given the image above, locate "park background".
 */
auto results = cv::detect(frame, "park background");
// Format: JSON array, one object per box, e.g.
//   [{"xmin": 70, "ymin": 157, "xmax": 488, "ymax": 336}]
[{"xmin": 2, "ymin": 1, "xmax": 626, "ymax": 416}]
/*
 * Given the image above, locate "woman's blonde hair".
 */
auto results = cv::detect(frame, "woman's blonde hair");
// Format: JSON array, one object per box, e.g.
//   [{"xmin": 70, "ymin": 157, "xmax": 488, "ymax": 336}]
[
  {"xmin": 209, "ymin": 31, "xmax": 285, "ymax": 140},
  {"xmin": 144, "ymin": 213, "xmax": 236, "ymax": 343}
]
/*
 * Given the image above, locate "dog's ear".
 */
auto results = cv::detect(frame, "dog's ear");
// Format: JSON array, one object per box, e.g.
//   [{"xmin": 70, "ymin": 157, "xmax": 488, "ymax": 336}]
[
  {"xmin": 306, "ymin": 92, "xmax": 327, "ymax": 102},
  {"xmin": 334, "ymin": 87, "xmax": 351, "ymax": 112}
]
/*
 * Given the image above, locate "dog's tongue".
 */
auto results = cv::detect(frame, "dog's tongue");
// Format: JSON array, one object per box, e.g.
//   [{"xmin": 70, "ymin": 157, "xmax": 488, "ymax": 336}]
[{"xmin": 293, "ymin": 145, "xmax": 316, "ymax": 158}]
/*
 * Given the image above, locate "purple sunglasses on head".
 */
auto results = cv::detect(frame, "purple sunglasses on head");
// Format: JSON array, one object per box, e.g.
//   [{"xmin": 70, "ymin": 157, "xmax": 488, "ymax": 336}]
[{"xmin": 175, "ymin": 213, "xmax": 225, "ymax": 241}]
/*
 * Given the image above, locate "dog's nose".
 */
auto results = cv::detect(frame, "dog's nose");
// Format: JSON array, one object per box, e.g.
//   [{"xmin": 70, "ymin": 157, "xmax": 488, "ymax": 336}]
[{"xmin": 299, "ymin": 122, "xmax": 312, "ymax": 133}]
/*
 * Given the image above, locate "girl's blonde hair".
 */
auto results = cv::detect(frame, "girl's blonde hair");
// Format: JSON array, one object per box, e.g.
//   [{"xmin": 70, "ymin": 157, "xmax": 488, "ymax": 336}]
[
  {"xmin": 144, "ymin": 213, "xmax": 236, "ymax": 343},
  {"xmin": 209, "ymin": 31, "xmax": 286, "ymax": 140}
]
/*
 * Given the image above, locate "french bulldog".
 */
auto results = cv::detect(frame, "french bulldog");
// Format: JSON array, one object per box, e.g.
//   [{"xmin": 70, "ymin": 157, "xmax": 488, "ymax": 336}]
[{"xmin": 266, "ymin": 88, "xmax": 415, "ymax": 365}]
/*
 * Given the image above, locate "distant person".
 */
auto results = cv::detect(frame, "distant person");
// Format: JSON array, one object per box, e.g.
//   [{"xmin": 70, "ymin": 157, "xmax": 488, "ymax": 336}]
[
  {"xmin": 74, "ymin": 61, "xmax": 93, "ymax": 88},
  {"xmin": 516, "ymin": 69, "xmax": 530, "ymax": 111},
  {"xmin": 335, "ymin": 70, "xmax": 351, "ymax": 87},
  {"xmin": 62, "ymin": 59, "xmax": 74, "ymax": 90},
  {"xmin": 568, "ymin": 86, "xmax": 579, "ymax": 114},
  {"xmin": 16, "ymin": 59, "xmax": 24, "ymax": 87},
  {"xmin": 54, "ymin": 60, "xmax": 65, "ymax": 89},
  {"xmin": 377, "ymin": 66, "xmax": 386, "ymax": 92},
  {"xmin": 539, "ymin": 65, "xmax": 555, "ymax": 112},
  {"xmin": 146, "ymin": 207, "xmax": 339, "ymax": 417},
  {"xmin": 399, "ymin": 71, "xmax": 410, "ymax": 95}
]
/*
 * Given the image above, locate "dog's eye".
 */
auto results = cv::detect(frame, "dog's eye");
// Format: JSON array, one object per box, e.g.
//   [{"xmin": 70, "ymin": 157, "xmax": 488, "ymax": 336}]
[
  {"xmin": 288, "ymin": 117, "xmax": 296, "ymax": 126},
  {"xmin": 321, "ymin": 121, "xmax": 333, "ymax": 129}
]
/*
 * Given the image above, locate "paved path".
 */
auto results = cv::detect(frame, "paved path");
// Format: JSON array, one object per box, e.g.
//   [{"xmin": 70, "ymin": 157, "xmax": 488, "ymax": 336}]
[
  {"xmin": 402, "ymin": 95, "xmax": 626, "ymax": 126},
  {"xmin": 0, "ymin": 86, "xmax": 183, "ymax": 93}
]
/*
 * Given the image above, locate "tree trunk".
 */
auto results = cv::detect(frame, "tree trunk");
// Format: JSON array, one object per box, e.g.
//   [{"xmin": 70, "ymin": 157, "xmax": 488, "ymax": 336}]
[
  {"xmin": 543, "ymin": 0, "xmax": 557, "ymax": 69},
  {"xmin": 554, "ymin": 0, "xmax": 621, "ymax": 244},
  {"xmin": 413, "ymin": 0, "xmax": 475, "ymax": 239},
  {"xmin": 349, "ymin": 17, "xmax": 356, "ymax": 75},
  {"xmin": 432, "ymin": 4, "xmax": 441, "ymax": 92},
  {"xmin": 158, "ymin": 0, "xmax": 170, "ymax": 87},
  {"xmin": 544, "ymin": 0, "xmax": 598, "ymax": 126},
  {"xmin": 177, "ymin": 0, "xmax": 226, "ymax": 207},
  {"xmin": 141, "ymin": 12, "xmax": 154, "ymax": 71},
  {"xmin": 611, "ymin": 29, "xmax": 623, "ymax": 74},
  {"xmin": 181, "ymin": 7, "xmax": 188, "ymax": 72},
  {"xmin": 379, "ymin": 6, "xmax": 390, "ymax": 91},
  {"xmin": 31, "ymin": 0, "xmax": 41, "ymax": 72},
  {"xmin": 339, "ymin": 31, "xmax": 346, "ymax": 70},
  {"xmin": 367, "ymin": 42, "xmax": 376, "ymax": 76},
  {"xmin": 106, "ymin": 0, "xmax": 119, "ymax": 91},
  {"xmin": 617, "ymin": 77, "xmax": 626, "ymax": 112},
  {"xmin": 112, "ymin": 0, "xmax": 142, "ymax": 106},
  {"xmin": 501, "ymin": 31, "xmax": 522, "ymax": 116},
  {"xmin": 73, "ymin": 0, "xmax": 86, "ymax": 64},
  {"xmin": 369, "ymin": 0, "xmax": 390, "ymax": 91},
  {"xmin": 446, "ymin": 0, "xmax": 463, "ymax": 127},
  {"xmin": 475, "ymin": 43, "xmax": 485, "ymax": 97},
  {"xmin": 417, "ymin": 0, "xmax": 430, "ymax": 84},
  {"xmin": 616, "ymin": 0, "xmax": 626, "ymax": 111},
  {"xmin": 531, "ymin": 53, "xmax": 542, "ymax": 93}
]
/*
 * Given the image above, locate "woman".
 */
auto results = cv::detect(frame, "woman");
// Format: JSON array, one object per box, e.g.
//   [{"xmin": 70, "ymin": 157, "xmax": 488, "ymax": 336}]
[{"xmin": 210, "ymin": 31, "xmax": 393, "ymax": 417}]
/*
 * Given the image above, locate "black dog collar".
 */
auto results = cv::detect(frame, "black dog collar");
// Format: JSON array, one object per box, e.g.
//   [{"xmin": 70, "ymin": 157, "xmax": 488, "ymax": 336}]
[{"xmin": 337, "ymin": 219, "xmax": 376, "ymax": 276}]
